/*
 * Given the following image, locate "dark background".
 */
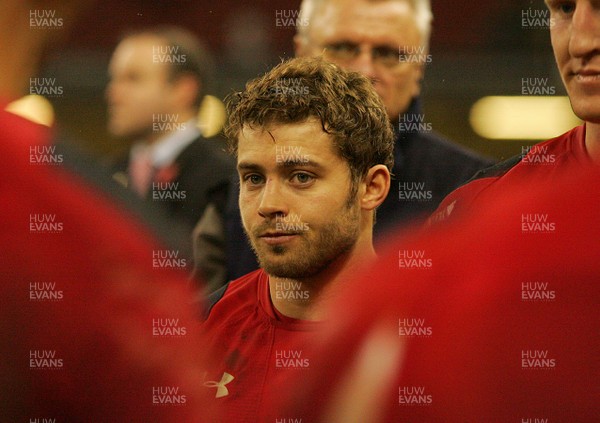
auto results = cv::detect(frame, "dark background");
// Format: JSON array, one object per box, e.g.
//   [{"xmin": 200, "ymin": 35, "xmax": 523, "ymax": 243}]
[{"xmin": 40, "ymin": 0, "xmax": 569, "ymax": 163}]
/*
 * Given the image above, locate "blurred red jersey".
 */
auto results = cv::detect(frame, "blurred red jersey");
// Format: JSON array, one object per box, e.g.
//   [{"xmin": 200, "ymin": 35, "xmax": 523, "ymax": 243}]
[
  {"xmin": 0, "ymin": 104, "xmax": 212, "ymax": 422},
  {"xmin": 272, "ymin": 163, "xmax": 600, "ymax": 422},
  {"xmin": 429, "ymin": 124, "xmax": 591, "ymax": 225}
]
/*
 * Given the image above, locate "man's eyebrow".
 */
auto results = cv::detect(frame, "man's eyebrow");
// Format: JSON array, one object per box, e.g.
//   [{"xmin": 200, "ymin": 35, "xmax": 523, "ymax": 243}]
[
  {"xmin": 237, "ymin": 159, "xmax": 325, "ymax": 172},
  {"xmin": 237, "ymin": 162, "xmax": 264, "ymax": 172},
  {"xmin": 327, "ymin": 40, "xmax": 357, "ymax": 45},
  {"xmin": 278, "ymin": 159, "xmax": 324, "ymax": 169}
]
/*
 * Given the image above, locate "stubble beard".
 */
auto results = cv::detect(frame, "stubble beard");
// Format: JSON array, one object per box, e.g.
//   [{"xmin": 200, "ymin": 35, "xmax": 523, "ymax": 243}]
[{"xmin": 246, "ymin": 202, "xmax": 361, "ymax": 280}]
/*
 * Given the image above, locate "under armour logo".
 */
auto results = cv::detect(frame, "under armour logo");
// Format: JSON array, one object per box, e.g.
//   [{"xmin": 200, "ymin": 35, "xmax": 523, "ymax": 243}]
[{"xmin": 204, "ymin": 372, "xmax": 235, "ymax": 398}]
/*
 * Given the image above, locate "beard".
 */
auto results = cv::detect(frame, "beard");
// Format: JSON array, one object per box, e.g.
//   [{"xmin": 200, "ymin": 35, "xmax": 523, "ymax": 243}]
[{"xmin": 246, "ymin": 201, "xmax": 361, "ymax": 280}]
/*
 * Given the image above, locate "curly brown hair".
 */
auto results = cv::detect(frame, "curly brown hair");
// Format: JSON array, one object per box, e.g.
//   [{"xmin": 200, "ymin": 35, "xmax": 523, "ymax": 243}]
[{"xmin": 224, "ymin": 56, "xmax": 394, "ymax": 192}]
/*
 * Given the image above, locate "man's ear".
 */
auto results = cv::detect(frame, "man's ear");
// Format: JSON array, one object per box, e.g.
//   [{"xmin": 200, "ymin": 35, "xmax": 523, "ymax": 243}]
[{"xmin": 360, "ymin": 165, "xmax": 391, "ymax": 211}]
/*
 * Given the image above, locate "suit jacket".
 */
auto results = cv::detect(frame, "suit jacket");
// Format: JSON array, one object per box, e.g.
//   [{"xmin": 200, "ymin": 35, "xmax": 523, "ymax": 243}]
[
  {"xmin": 149, "ymin": 134, "xmax": 235, "ymax": 230},
  {"xmin": 56, "ymin": 135, "xmax": 194, "ymax": 260},
  {"xmin": 115, "ymin": 134, "xmax": 236, "ymax": 286},
  {"xmin": 375, "ymin": 99, "xmax": 495, "ymax": 239},
  {"xmin": 224, "ymin": 98, "xmax": 495, "ymax": 283}
]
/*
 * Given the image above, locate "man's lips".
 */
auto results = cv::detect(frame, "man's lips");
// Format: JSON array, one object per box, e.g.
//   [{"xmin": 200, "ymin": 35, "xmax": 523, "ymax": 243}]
[
  {"xmin": 258, "ymin": 232, "xmax": 301, "ymax": 245},
  {"xmin": 577, "ymin": 69, "xmax": 600, "ymax": 75},
  {"xmin": 572, "ymin": 68, "xmax": 600, "ymax": 81},
  {"xmin": 259, "ymin": 231, "xmax": 301, "ymax": 239}
]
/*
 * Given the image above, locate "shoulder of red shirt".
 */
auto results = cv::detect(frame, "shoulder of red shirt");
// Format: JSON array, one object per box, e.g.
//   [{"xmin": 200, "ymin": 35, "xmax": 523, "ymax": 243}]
[
  {"xmin": 203, "ymin": 269, "xmax": 265, "ymax": 321},
  {"xmin": 428, "ymin": 125, "xmax": 588, "ymax": 226}
]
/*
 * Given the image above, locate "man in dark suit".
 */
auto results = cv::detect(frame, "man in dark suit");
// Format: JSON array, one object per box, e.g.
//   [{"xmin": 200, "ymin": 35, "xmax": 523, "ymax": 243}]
[{"xmin": 106, "ymin": 27, "xmax": 235, "ymax": 288}]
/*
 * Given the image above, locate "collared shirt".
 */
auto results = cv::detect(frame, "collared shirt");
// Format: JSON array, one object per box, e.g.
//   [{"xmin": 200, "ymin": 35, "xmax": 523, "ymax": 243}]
[{"xmin": 129, "ymin": 118, "xmax": 203, "ymax": 170}]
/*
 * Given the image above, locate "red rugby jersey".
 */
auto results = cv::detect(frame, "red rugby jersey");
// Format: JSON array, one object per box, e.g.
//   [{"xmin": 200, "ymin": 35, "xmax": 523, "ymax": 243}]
[
  {"xmin": 202, "ymin": 269, "xmax": 321, "ymax": 422},
  {"xmin": 429, "ymin": 125, "xmax": 592, "ymax": 225}
]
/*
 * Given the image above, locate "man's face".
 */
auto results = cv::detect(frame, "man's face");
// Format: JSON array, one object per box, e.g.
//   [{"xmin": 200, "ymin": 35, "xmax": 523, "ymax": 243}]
[
  {"xmin": 547, "ymin": 0, "xmax": 600, "ymax": 123},
  {"xmin": 106, "ymin": 35, "xmax": 178, "ymax": 140},
  {"xmin": 297, "ymin": 0, "xmax": 424, "ymax": 121},
  {"xmin": 237, "ymin": 119, "xmax": 361, "ymax": 280}
]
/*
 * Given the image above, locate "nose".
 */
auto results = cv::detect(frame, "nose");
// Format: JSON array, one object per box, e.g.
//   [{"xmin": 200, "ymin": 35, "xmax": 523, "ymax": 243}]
[
  {"xmin": 347, "ymin": 47, "xmax": 378, "ymax": 82},
  {"xmin": 257, "ymin": 179, "xmax": 288, "ymax": 219},
  {"xmin": 569, "ymin": 2, "xmax": 600, "ymax": 59}
]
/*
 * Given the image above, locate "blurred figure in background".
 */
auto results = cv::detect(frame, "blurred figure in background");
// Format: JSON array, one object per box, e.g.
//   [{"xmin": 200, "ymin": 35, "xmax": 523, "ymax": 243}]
[
  {"xmin": 106, "ymin": 26, "xmax": 235, "ymax": 289},
  {"xmin": 1, "ymin": 1, "xmax": 213, "ymax": 420},
  {"xmin": 225, "ymin": 0, "xmax": 494, "ymax": 281},
  {"xmin": 430, "ymin": 0, "xmax": 599, "ymax": 224}
]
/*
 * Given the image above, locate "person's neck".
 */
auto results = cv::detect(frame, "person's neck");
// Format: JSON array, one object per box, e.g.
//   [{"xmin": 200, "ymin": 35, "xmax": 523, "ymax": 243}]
[
  {"xmin": 268, "ymin": 238, "xmax": 377, "ymax": 322},
  {"xmin": 585, "ymin": 122, "xmax": 600, "ymax": 164},
  {"xmin": 145, "ymin": 111, "xmax": 195, "ymax": 145}
]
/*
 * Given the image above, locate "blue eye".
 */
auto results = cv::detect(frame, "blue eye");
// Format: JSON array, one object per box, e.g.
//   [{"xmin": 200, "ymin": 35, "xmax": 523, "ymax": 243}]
[
  {"xmin": 292, "ymin": 173, "xmax": 314, "ymax": 184},
  {"xmin": 562, "ymin": 2, "xmax": 575, "ymax": 13},
  {"xmin": 244, "ymin": 174, "xmax": 264, "ymax": 185},
  {"xmin": 552, "ymin": 1, "xmax": 575, "ymax": 15}
]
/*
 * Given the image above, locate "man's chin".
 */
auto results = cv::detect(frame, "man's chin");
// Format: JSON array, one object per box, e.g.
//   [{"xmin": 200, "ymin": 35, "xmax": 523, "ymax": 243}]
[
  {"xmin": 261, "ymin": 264, "xmax": 309, "ymax": 280},
  {"xmin": 257, "ymin": 253, "xmax": 306, "ymax": 279},
  {"xmin": 253, "ymin": 242, "xmax": 288, "ymax": 256},
  {"xmin": 256, "ymin": 249, "xmax": 289, "ymax": 267},
  {"xmin": 570, "ymin": 103, "xmax": 600, "ymax": 124}
]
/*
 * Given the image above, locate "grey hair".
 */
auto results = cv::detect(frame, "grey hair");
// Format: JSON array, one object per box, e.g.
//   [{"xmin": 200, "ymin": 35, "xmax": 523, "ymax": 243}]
[{"xmin": 297, "ymin": 0, "xmax": 433, "ymax": 48}]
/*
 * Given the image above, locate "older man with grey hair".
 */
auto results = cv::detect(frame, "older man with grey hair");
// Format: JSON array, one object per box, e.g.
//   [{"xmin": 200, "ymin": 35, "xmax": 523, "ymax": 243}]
[{"xmin": 294, "ymin": 0, "xmax": 493, "ymax": 232}]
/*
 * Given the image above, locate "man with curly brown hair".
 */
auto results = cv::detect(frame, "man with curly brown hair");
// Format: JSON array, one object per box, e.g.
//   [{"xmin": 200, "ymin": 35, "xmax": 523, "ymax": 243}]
[
  {"xmin": 201, "ymin": 56, "xmax": 394, "ymax": 422},
  {"xmin": 225, "ymin": 0, "xmax": 495, "ymax": 282}
]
